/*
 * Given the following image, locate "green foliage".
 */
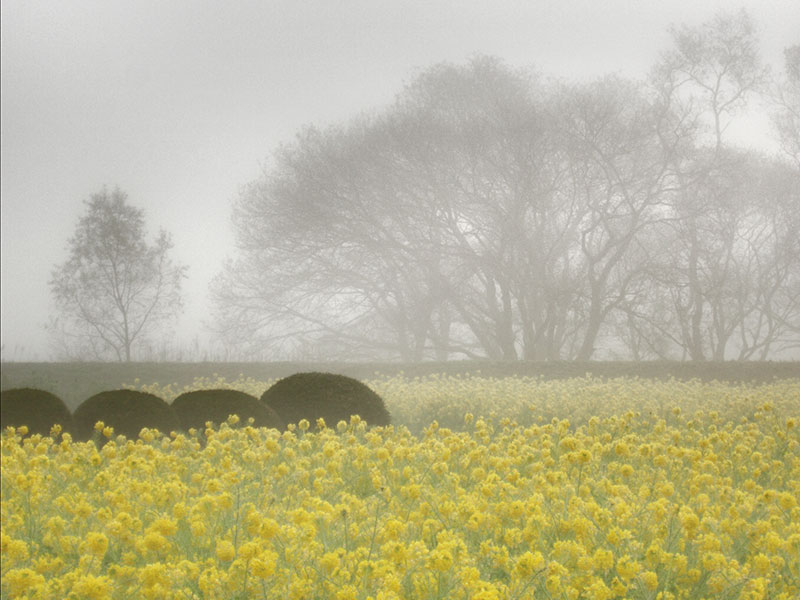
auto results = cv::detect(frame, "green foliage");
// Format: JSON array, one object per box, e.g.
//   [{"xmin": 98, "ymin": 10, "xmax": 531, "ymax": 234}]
[
  {"xmin": 73, "ymin": 389, "xmax": 180, "ymax": 443},
  {"xmin": 172, "ymin": 389, "xmax": 284, "ymax": 432},
  {"xmin": 0, "ymin": 387, "xmax": 76, "ymax": 437},
  {"xmin": 261, "ymin": 372, "xmax": 391, "ymax": 429}
]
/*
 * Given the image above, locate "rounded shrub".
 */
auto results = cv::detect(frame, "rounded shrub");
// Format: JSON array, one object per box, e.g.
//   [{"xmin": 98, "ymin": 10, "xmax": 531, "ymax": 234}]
[
  {"xmin": 260, "ymin": 372, "xmax": 391, "ymax": 429},
  {"xmin": 73, "ymin": 389, "xmax": 180, "ymax": 443},
  {"xmin": 172, "ymin": 389, "xmax": 285, "ymax": 432},
  {"xmin": 0, "ymin": 388, "xmax": 76, "ymax": 437}
]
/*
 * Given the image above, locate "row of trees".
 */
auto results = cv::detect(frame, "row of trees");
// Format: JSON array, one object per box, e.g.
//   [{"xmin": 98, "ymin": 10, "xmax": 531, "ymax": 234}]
[
  {"xmin": 213, "ymin": 11, "xmax": 799, "ymax": 361},
  {"xmin": 47, "ymin": 11, "xmax": 798, "ymax": 361}
]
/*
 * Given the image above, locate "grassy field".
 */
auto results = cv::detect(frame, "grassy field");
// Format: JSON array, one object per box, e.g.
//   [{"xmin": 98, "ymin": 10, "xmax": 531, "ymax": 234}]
[
  {"xmin": 2, "ymin": 373, "xmax": 799, "ymax": 599},
  {"xmin": 2, "ymin": 360, "xmax": 799, "ymax": 412}
]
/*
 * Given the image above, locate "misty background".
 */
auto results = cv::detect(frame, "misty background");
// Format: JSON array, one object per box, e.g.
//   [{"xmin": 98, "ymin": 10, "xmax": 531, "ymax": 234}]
[{"xmin": 2, "ymin": 0, "xmax": 799, "ymax": 361}]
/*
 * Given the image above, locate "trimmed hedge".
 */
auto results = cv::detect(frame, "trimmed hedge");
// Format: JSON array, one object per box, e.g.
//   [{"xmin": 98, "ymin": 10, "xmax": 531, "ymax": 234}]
[
  {"xmin": 172, "ymin": 389, "xmax": 285, "ymax": 432},
  {"xmin": 0, "ymin": 387, "xmax": 76, "ymax": 437},
  {"xmin": 0, "ymin": 374, "xmax": 393, "ymax": 442},
  {"xmin": 261, "ymin": 372, "xmax": 391, "ymax": 429},
  {"xmin": 73, "ymin": 389, "xmax": 180, "ymax": 443}
]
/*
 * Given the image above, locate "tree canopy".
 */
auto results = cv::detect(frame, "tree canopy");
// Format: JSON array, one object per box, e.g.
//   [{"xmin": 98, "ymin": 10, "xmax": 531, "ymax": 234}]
[{"xmin": 213, "ymin": 12, "xmax": 799, "ymax": 361}]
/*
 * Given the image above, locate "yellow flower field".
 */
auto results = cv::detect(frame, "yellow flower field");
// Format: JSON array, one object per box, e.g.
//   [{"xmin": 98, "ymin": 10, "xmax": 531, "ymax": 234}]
[{"xmin": 2, "ymin": 375, "xmax": 799, "ymax": 599}]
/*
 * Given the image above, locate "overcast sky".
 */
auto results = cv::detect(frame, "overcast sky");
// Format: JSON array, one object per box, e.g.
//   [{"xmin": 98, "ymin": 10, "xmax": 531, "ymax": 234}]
[{"xmin": 2, "ymin": 0, "xmax": 798, "ymax": 360}]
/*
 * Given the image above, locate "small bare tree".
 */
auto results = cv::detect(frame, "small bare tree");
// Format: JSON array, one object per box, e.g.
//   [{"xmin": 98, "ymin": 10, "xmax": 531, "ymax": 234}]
[{"xmin": 49, "ymin": 187, "xmax": 187, "ymax": 361}]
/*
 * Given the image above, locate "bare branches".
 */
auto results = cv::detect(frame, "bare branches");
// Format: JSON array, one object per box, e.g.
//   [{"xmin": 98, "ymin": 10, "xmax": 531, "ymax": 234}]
[
  {"xmin": 49, "ymin": 188, "xmax": 187, "ymax": 361},
  {"xmin": 212, "ymin": 12, "xmax": 800, "ymax": 361}
]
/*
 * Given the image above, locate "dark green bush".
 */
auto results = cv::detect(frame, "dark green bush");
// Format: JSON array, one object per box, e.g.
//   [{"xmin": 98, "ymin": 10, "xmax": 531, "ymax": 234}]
[
  {"xmin": 73, "ymin": 389, "xmax": 180, "ymax": 443},
  {"xmin": 260, "ymin": 372, "xmax": 391, "ymax": 429},
  {"xmin": 172, "ymin": 389, "xmax": 285, "ymax": 432},
  {"xmin": 0, "ymin": 388, "xmax": 76, "ymax": 437}
]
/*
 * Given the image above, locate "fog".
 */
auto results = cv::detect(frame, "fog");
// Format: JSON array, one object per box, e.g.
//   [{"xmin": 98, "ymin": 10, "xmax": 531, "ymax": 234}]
[{"xmin": 2, "ymin": 0, "xmax": 798, "ymax": 361}]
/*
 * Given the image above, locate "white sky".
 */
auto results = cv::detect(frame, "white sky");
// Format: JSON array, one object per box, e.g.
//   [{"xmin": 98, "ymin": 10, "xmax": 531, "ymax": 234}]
[{"xmin": 2, "ymin": 0, "xmax": 799, "ymax": 360}]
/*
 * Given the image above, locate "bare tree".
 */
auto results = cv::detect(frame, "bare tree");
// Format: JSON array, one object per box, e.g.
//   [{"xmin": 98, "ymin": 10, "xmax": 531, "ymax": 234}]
[
  {"xmin": 49, "ymin": 188, "xmax": 187, "ymax": 361},
  {"xmin": 623, "ymin": 150, "xmax": 800, "ymax": 360},
  {"xmin": 644, "ymin": 9, "xmax": 772, "ymax": 360},
  {"xmin": 554, "ymin": 75, "xmax": 678, "ymax": 359},
  {"xmin": 211, "ymin": 118, "xmax": 459, "ymax": 361},
  {"xmin": 395, "ymin": 57, "xmax": 568, "ymax": 360},
  {"xmin": 212, "ymin": 58, "xmax": 551, "ymax": 360},
  {"xmin": 654, "ymin": 9, "xmax": 769, "ymax": 152},
  {"xmin": 772, "ymin": 45, "xmax": 800, "ymax": 168}
]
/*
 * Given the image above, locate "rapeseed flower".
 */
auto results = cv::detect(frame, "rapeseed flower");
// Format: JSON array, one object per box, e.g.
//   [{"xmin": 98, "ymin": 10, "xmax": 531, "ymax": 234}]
[
  {"xmin": 71, "ymin": 574, "xmax": 113, "ymax": 600},
  {"xmin": 1, "ymin": 374, "xmax": 798, "ymax": 599},
  {"xmin": 83, "ymin": 531, "xmax": 109, "ymax": 558}
]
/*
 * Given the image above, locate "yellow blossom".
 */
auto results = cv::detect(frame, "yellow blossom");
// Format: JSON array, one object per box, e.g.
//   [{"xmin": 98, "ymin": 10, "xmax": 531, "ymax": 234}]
[
  {"xmin": 71, "ymin": 574, "xmax": 113, "ymax": 600},
  {"xmin": 84, "ymin": 532, "xmax": 109, "ymax": 558},
  {"xmin": 215, "ymin": 539, "xmax": 236, "ymax": 562}
]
